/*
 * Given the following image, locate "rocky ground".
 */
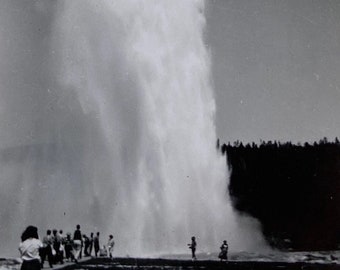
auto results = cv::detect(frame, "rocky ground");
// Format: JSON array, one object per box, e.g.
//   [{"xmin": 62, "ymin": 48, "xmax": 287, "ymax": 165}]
[
  {"xmin": 2, "ymin": 251, "xmax": 340, "ymax": 270},
  {"xmin": 60, "ymin": 257, "xmax": 340, "ymax": 270}
]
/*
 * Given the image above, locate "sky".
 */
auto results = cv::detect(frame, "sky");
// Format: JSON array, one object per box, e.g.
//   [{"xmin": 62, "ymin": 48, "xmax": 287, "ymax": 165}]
[
  {"xmin": 206, "ymin": 0, "xmax": 340, "ymax": 144},
  {"xmin": 0, "ymin": 1, "xmax": 339, "ymax": 147}
]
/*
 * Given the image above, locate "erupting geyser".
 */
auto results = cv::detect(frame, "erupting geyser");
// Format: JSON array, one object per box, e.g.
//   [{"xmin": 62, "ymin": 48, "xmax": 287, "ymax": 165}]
[{"xmin": 0, "ymin": 0, "xmax": 266, "ymax": 257}]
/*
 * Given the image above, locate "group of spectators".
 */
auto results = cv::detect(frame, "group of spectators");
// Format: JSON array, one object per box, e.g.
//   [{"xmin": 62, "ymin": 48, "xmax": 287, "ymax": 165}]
[
  {"xmin": 188, "ymin": 236, "xmax": 229, "ymax": 261},
  {"xmin": 18, "ymin": 225, "xmax": 115, "ymax": 270},
  {"xmin": 19, "ymin": 226, "xmax": 228, "ymax": 270}
]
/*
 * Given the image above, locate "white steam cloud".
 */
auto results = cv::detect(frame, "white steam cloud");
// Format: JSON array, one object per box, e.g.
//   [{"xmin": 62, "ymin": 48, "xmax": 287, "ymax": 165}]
[{"xmin": 0, "ymin": 0, "xmax": 267, "ymax": 257}]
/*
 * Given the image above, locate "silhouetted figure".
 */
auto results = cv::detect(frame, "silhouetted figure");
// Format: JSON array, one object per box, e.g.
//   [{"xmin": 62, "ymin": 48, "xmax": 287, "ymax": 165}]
[
  {"xmin": 40, "ymin": 230, "xmax": 53, "ymax": 268},
  {"xmin": 187, "ymin": 236, "xmax": 197, "ymax": 260},
  {"xmin": 107, "ymin": 235, "xmax": 115, "ymax": 258},
  {"xmin": 19, "ymin": 225, "xmax": 43, "ymax": 270},
  {"xmin": 73, "ymin": 225, "xmax": 82, "ymax": 262},
  {"xmin": 83, "ymin": 234, "xmax": 90, "ymax": 256},
  {"xmin": 89, "ymin": 232, "xmax": 94, "ymax": 256},
  {"xmin": 94, "ymin": 232, "xmax": 100, "ymax": 257},
  {"xmin": 64, "ymin": 233, "xmax": 74, "ymax": 262},
  {"xmin": 218, "ymin": 240, "xmax": 228, "ymax": 261}
]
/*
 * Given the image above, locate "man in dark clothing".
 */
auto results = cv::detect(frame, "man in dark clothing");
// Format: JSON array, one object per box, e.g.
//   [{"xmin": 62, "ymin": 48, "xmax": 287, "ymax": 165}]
[
  {"xmin": 64, "ymin": 233, "xmax": 74, "ymax": 262},
  {"xmin": 83, "ymin": 234, "xmax": 90, "ymax": 256},
  {"xmin": 94, "ymin": 232, "xmax": 100, "ymax": 257},
  {"xmin": 89, "ymin": 232, "xmax": 94, "ymax": 256},
  {"xmin": 188, "ymin": 236, "xmax": 197, "ymax": 260}
]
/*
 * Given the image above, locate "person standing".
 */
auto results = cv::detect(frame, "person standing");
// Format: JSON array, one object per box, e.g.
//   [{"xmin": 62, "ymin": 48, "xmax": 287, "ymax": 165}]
[
  {"xmin": 107, "ymin": 235, "xmax": 115, "ymax": 259},
  {"xmin": 88, "ymin": 232, "xmax": 94, "ymax": 256},
  {"xmin": 94, "ymin": 232, "xmax": 100, "ymax": 257},
  {"xmin": 83, "ymin": 235, "xmax": 90, "ymax": 256},
  {"xmin": 40, "ymin": 230, "xmax": 53, "ymax": 268},
  {"xmin": 218, "ymin": 240, "xmax": 228, "ymax": 261},
  {"xmin": 19, "ymin": 226, "xmax": 43, "ymax": 270},
  {"xmin": 52, "ymin": 229, "xmax": 63, "ymax": 264},
  {"xmin": 73, "ymin": 225, "xmax": 82, "ymax": 263},
  {"xmin": 64, "ymin": 233, "xmax": 74, "ymax": 262},
  {"xmin": 59, "ymin": 230, "xmax": 65, "ymax": 260},
  {"xmin": 187, "ymin": 236, "xmax": 197, "ymax": 260}
]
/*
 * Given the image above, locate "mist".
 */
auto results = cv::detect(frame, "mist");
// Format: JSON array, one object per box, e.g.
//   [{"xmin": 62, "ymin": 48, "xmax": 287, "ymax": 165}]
[{"xmin": 0, "ymin": 0, "xmax": 267, "ymax": 257}]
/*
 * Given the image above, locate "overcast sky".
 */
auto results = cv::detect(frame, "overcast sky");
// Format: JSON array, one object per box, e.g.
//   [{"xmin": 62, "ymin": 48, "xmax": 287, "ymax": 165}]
[
  {"xmin": 0, "ymin": 1, "xmax": 339, "ymax": 147},
  {"xmin": 206, "ymin": 0, "xmax": 340, "ymax": 144}
]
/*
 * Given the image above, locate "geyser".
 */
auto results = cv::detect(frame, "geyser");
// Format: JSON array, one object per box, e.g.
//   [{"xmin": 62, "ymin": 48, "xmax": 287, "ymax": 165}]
[{"xmin": 0, "ymin": 0, "xmax": 266, "ymax": 257}]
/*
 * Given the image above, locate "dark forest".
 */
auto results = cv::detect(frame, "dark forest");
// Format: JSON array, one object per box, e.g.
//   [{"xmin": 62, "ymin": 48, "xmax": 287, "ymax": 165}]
[{"xmin": 220, "ymin": 138, "xmax": 340, "ymax": 251}]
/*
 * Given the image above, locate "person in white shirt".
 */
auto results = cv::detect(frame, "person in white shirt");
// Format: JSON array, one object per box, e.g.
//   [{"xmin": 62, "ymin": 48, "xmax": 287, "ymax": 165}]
[
  {"xmin": 107, "ymin": 235, "xmax": 115, "ymax": 259},
  {"xmin": 19, "ymin": 226, "xmax": 43, "ymax": 270}
]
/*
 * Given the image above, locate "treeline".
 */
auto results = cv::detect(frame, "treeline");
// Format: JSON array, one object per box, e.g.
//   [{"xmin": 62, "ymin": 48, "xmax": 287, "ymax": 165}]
[{"xmin": 219, "ymin": 139, "xmax": 340, "ymax": 251}]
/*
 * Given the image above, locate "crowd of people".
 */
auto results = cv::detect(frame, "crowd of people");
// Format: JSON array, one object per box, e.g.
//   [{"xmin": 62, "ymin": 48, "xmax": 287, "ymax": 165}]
[
  {"xmin": 18, "ymin": 226, "xmax": 229, "ymax": 270},
  {"xmin": 18, "ymin": 225, "xmax": 115, "ymax": 270}
]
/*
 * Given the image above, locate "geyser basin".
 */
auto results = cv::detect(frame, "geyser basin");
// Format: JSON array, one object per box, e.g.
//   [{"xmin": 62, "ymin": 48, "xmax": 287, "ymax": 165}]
[{"xmin": 0, "ymin": 0, "xmax": 265, "ymax": 257}]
